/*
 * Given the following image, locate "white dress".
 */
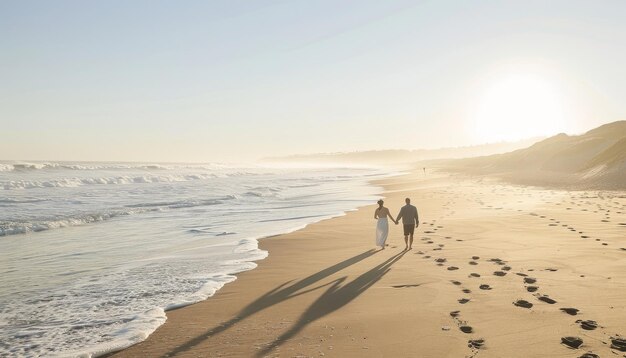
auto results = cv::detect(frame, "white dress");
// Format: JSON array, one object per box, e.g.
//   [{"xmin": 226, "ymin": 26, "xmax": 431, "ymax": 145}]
[{"xmin": 376, "ymin": 217, "xmax": 389, "ymax": 247}]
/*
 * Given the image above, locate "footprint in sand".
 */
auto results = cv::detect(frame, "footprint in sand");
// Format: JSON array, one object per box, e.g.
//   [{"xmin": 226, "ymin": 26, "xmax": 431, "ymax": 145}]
[
  {"xmin": 462, "ymin": 289, "xmax": 471, "ymax": 293},
  {"xmin": 391, "ymin": 284, "xmax": 421, "ymax": 288},
  {"xmin": 537, "ymin": 295, "xmax": 557, "ymax": 304},
  {"xmin": 469, "ymin": 261, "xmax": 478, "ymax": 265},
  {"xmin": 561, "ymin": 336, "xmax": 583, "ymax": 349},
  {"xmin": 516, "ymin": 272, "xmax": 528, "ymax": 277},
  {"xmin": 611, "ymin": 337, "xmax": 626, "ymax": 352},
  {"xmin": 560, "ymin": 308, "xmax": 580, "ymax": 316},
  {"xmin": 436, "ymin": 258, "xmax": 447, "ymax": 263},
  {"xmin": 458, "ymin": 298, "xmax": 470, "ymax": 304},
  {"xmin": 493, "ymin": 271, "xmax": 507, "ymax": 277},
  {"xmin": 449, "ymin": 310, "xmax": 460, "ymax": 317},
  {"xmin": 577, "ymin": 320, "xmax": 598, "ymax": 330},
  {"xmin": 526, "ymin": 286, "xmax": 538, "ymax": 292},
  {"xmin": 479, "ymin": 284, "xmax": 491, "ymax": 290},
  {"xmin": 451, "ymin": 280, "xmax": 462, "ymax": 286},
  {"xmin": 459, "ymin": 325, "xmax": 473, "ymax": 334},
  {"xmin": 513, "ymin": 300, "xmax": 533, "ymax": 308},
  {"xmin": 579, "ymin": 353, "xmax": 599, "ymax": 358},
  {"xmin": 467, "ymin": 339, "xmax": 485, "ymax": 349},
  {"xmin": 524, "ymin": 277, "xmax": 537, "ymax": 284},
  {"xmin": 469, "ymin": 273, "xmax": 480, "ymax": 277},
  {"xmin": 502, "ymin": 266, "xmax": 511, "ymax": 271},
  {"xmin": 447, "ymin": 266, "xmax": 459, "ymax": 271},
  {"xmin": 472, "ymin": 256, "xmax": 480, "ymax": 260}
]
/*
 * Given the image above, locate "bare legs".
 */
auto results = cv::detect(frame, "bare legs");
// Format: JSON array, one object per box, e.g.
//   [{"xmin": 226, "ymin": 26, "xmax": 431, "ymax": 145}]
[{"xmin": 403, "ymin": 234, "xmax": 413, "ymax": 250}]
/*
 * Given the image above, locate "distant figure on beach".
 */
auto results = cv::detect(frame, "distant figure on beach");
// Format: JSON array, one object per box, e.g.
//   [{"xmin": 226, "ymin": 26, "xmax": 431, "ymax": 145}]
[
  {"xmin": 395, "ymin": 198, "xmax": 419, "ymax": 250},
  {"xmin": 374, "ymin": 199, "xmax": 397, "ymax": 249},
  {"xmin": 423, "ymin": 167, "xmax": 426, "ymax": 174}
]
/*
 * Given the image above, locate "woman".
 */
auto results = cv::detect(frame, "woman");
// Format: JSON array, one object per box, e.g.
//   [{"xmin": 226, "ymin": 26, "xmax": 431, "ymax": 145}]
[{"xmin": 374, "ymin": 199, "xmax": 397, "ymax": 249}]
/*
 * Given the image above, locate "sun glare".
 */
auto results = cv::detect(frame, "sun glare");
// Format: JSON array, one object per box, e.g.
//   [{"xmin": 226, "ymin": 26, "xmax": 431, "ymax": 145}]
[{"xmin": 470, "ymin": 73, "xmax": 566, "ymax": 142}]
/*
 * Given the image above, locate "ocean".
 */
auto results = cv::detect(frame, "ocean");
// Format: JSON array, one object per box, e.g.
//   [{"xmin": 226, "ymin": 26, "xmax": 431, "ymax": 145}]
[{"xmin": 0, "ymin": 161, "xmax": 391, "ymax": 357}]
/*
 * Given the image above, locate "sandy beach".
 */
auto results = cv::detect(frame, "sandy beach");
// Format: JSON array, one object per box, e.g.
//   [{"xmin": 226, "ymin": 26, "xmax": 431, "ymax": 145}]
[{"xmin": 111, "ymin": 169, "xmax": 626, "ymax": 357}]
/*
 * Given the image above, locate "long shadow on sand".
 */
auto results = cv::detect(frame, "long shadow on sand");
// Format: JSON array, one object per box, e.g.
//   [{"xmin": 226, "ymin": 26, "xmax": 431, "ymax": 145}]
[
  {"xmin": 161, "ymin": 249, "xmax": 379, "ymax": 357},
  {"xmin": 256, "ymin": 250, "xmax": 407, "ymax": 356}
]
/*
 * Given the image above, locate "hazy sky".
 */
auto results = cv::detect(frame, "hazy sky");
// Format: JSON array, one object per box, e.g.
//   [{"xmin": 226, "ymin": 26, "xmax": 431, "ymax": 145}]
[{"xmin": 2, "ymin": 0, "xmax": 625, "ymax": 162}]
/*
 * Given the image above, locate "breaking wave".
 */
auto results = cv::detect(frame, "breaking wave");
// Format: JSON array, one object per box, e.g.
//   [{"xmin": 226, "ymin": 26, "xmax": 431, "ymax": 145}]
[
  {"xmin": 0, "ymin": 161, "xmax": 245, "ymax": 172},
  {"xmin": 0, "ymin": 197, "xmax": 233, "ymax": 236},
  {"xmin": 2, "ymin": 174, "xmax": 238, "ymax": 190}
]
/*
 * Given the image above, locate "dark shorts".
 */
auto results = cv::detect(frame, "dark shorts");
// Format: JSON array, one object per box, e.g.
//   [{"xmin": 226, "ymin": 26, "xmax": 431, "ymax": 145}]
[{"xmin": 403, "ymin": 224, "xmax": 415, "ymax": 236}]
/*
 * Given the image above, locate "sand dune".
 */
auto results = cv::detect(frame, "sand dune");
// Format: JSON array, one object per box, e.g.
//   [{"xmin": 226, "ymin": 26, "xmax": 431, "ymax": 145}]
[{"xmin": 446, "ymin": 121, "xmax": 626, "ymax": 189}]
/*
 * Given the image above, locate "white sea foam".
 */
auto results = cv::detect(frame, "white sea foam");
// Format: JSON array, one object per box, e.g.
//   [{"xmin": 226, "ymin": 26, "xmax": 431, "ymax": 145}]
[
  {"xmin": 0, "ymin": 161, "xmax": 257, "ymax": 172},
  {"xmin": 0, "ymin": 198, "xmax": 235, "ymax": 236},
  {"xmin": 1, "ymin": 173, "xmax": 251, "ymax": 190},
  {"xmin": 0, "ymin": 163, "xmax": 393, "ymax": 357}
]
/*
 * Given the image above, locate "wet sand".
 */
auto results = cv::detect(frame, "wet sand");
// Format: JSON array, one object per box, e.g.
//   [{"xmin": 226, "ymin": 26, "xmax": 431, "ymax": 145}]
[{"xmin": 112, "ymin": 170, "xmax": 626, "ymax": 357}]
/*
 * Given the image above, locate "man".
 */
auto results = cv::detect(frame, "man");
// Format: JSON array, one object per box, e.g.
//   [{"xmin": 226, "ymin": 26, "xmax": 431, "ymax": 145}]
[{"xmin": 395, "ymin": 197, "xmax": 419, "ymax": 250}]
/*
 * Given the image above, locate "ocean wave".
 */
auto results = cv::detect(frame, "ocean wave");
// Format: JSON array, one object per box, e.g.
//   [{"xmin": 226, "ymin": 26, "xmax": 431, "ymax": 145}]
[
  {"xmin": 125, "ymin": 196, "xmax": 235, "ymax": 209},
  {"xmin": 0, "ymin": 197, "xmax": 231, "ymax": 236},
  {"xmin": 1, "ymin": 174, "xmax": 222, "ymax": 190},
  {"xmin": 0, "ymin": 198, "xmax": 50, "ymax": 204},
  {"xmin": 258, "ymin": 214, "xmax": 328, "ymax": 222},
  {"xmin": 243, "ymin": 186, "xmax": 283, "ymax": 197},
  {"xmin": 287, "ymin": 183, "xmax": 320, "ymax": 188},
  {"xmin": 0, "ymin": 161, "xmax": 256, "ymax": 172},
  {"xmin": 0, "ymin": 162, "xmax": 134, "ymax": 171}
]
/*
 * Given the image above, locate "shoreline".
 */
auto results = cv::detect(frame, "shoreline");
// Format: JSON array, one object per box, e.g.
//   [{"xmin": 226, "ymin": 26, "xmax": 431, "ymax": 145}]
[
  {"xmin": 105, "ymin": 172, "xmax": 407, "ymax": 357},
  {"xmin": 94, "ymin": 171, "xmax": 397, "ymax": 357},
  {"xmin": 111, "ymin": 169, "xmax": 626, "ymax": 357},
  {"xmin": 0, "ymin": 165, "xmax": 395, "ymax": 358}
]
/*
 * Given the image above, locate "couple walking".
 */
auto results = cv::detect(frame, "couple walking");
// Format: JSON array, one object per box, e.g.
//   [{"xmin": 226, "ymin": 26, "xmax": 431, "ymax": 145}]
[{"xmin": 374, "ymin": 198, "xmax": 419, "ymax": 250}]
